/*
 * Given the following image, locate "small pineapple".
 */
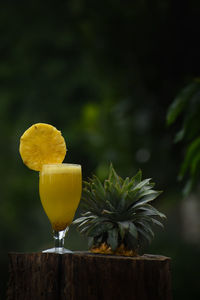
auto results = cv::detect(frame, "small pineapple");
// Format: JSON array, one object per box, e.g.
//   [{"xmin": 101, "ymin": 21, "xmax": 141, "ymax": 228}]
[{"xmin": 74, "ymin": 164, "xmax": 166, "ymax": 256}]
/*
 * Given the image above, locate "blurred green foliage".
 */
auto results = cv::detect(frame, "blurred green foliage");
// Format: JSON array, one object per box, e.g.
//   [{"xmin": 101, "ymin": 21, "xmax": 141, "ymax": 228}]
[
  {"xmin": 167, "ymin": 79, "xmax": 200, "ymax": 194},
  {"xmin": 1, "ymin": 0, "xmax": 200, "ymax": 299}
]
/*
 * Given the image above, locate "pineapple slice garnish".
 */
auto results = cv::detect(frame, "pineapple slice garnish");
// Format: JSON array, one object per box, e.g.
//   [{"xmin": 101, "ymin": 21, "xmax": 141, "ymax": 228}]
[{"xmin": 19, "ymin": 123, "xmax": 66, "ymax": 171}]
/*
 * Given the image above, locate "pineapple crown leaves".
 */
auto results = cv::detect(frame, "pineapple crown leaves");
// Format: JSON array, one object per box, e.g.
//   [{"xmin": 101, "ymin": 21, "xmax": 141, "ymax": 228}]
[{"xmin": 73, "ymin": 164, "xmax": 166, "ymax": 252}]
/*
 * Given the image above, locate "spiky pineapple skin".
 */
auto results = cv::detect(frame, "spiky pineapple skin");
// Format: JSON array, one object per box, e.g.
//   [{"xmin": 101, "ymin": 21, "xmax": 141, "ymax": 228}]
[{"xmin": 74, "ymin": 165, "xmax": 166, "ymax": 255}]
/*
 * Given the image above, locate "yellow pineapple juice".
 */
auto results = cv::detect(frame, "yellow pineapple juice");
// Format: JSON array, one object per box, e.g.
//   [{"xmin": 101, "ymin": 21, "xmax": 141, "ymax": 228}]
[{"xmin": 39, "ymin": 163, "xmax": 82, "ymax": 231}]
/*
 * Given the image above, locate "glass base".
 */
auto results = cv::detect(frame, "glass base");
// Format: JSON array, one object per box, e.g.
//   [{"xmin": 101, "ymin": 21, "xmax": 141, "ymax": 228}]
[{"xmin": 42, "ymin": 247, "xmax": 73, "ymax": 254}]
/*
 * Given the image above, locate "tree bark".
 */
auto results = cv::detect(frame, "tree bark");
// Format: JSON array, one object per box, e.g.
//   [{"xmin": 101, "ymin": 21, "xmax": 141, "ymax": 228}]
[{"xmin": 7, "ymin": 252, "xmax": 172, "ymax": 300}]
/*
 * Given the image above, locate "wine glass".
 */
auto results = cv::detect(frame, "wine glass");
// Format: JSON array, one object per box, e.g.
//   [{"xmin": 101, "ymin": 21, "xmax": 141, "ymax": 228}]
[{"xmin": 39, "ymin": 163, "xmax": 82, "ymax": 254}]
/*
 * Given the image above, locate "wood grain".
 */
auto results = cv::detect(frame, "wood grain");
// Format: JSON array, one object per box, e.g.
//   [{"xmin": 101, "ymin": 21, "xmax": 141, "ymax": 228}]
[{"xmin": 7, "ymin": 252, "xmax": 172, "ymax": 300}]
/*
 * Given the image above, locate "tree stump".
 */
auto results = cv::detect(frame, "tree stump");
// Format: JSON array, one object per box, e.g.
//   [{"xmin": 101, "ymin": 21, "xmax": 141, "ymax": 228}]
[{"xmin": 7, "ymin": 252, "xmax": 172, "ymax": 300}]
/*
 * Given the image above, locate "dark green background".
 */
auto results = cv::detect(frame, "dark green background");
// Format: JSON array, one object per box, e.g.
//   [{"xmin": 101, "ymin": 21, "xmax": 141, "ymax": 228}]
[{"xmin": 1, "ymin": 1, "xmax": 200, "ymax": 298}]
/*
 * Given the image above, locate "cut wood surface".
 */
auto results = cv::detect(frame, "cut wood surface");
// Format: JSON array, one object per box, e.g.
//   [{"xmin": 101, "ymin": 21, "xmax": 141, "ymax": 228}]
[{"xmin": 7, "ymin": 252, "xmax": 172, "ymax": 300}]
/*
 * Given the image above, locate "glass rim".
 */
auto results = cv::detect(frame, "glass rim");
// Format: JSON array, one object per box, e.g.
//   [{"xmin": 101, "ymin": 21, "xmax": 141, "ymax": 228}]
[{"xmin": 41, "ymin": 163, "xmax": 81, "ymax": 169}]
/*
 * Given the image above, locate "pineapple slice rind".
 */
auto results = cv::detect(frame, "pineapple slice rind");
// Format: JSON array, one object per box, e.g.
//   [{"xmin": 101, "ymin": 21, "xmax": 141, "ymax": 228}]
[{"xmin": 19, "ymin": 123, "xmax": 66, "ymax": 171}]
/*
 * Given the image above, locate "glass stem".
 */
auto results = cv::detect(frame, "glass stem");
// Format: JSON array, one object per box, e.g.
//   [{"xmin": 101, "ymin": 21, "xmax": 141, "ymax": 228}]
[{"xmin": 53, "ymin": 227, "xmax": 69, "ymax": 249}]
